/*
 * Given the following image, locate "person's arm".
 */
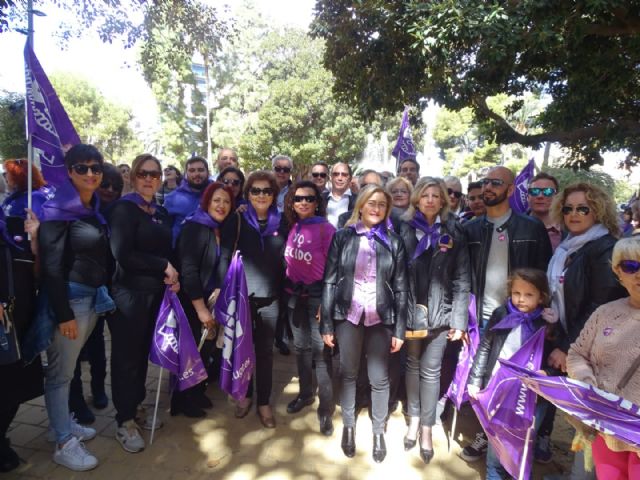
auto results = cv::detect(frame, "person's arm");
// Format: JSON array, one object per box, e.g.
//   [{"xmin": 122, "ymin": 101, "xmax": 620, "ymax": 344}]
[
  {"xmin": 39, "ymin": 221, "xmax": 74, "ymax": 323},
  {"xmin": 320, "ymin": 231, "xmax": 342, "ymax": 338},
  {"xmin": 217, "ymin": 212, "xmax": 240, "ymax": 284},
  {"xmin": 468, "ymin": 309, "xmax": 500, "ymax": 387},
  {"xmin": 391, "ymin": 237, "xmax": 409, "ymax": 343},
  {"xmin": 566, "ymin": 308, "xmax": 600, "ymax": 386},
  {"xmin": 177, "ymin": 223, "xmax": 207, "ymax": 301},
  {"xmin": 534, "ymin": 220, "xmax": 553, "ymax": 271},
  {"xmin": 450, "ymin": 225, "xmax": 471, "ymax": 332}
]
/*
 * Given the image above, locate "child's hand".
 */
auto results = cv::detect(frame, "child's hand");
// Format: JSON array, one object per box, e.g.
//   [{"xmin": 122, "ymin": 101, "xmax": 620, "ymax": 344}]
[
  {"xmin": 542, "ymin": 308, "xmax": 559, "ymax": 324},
  {"xmin": 467, "ymin": 384, "xmax": 480, "ymax": 400}
]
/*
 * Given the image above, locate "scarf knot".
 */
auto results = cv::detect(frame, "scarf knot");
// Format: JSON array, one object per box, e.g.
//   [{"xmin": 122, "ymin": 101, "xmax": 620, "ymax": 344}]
[
  {"xmin": 492, "ymin": 299, "xmax": 543, "ymax": 344},
  {"xmin": 350, "ymin": 221, "xmax": 391, "ymax": 249},
  {"xmin": 409, "ymin": 211, "xmax": 441, "ymax": 260}
]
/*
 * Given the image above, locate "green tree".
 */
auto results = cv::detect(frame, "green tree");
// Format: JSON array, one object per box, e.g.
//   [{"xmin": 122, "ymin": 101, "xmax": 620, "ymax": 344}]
[
  {"xmin": 312, "ymin": 1, "xmax": 640, "ymax": 168},
  {"xmin": 0, "ymin": 92, "xmax": 27, "ymax": 159}
]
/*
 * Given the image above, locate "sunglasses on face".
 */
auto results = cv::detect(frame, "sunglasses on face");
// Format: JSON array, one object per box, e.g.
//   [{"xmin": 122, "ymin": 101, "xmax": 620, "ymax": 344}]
[
  {"xmin": 274, "ymin": 166, "xmax": 291, "ymax": 174},
  {"xmin": 619, "ymin": 260, "xmax": 640, "ymax": 274},
  {"xmin": 447, "ymin": 188, "xmax": 463, "ymax": 199},
  {"xmin": 528, "ymin": 187, "xmax": 557, "ymax": 197},
  {"xmin": 249, "ymin": 187, "xmax": 274, "ymax": 196},
  {"xmin": 332, "ymin": 171, "xmax": 349, "ymax": 178},
  {"xmin": 222, "ymin": 178, "xmax": 241, "ymax": 186},
  {"xmin": 311, "ymin": 172, "xmax": 328, "ymax": 178},
  {"xmin": 481, "ymin": 178, "xmax": 506, "ymax": 187},
  {"xmin": 71, "ymin": 164, "xmax": 103, "ymax": 175},
  {"xmin": 294, "ymin": 195, "xmax": 317, "ymax": 203},
  {"xmin": 561, "ymin": 205, "xmax": 591, "ymax": 216},
  {"xmin": 136, "ymin": 170, "xmax": 162, "ymax": 180}
]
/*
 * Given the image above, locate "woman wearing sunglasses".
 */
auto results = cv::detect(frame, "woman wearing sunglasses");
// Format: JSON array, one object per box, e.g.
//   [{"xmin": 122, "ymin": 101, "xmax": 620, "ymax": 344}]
[
  {"xmin": 108, "ymin": 154, "xmax": 178, "ymax": 454},
  {"xmin": 282, "ymin": 180, "xmax": 336, "ymax": 435},
  {"xmin": 321, "ymin": 184, "xmax": 408, "ymax": 463},
  {"xmin": 217, "ymin": 166, "xmax": 246, "ymax": 206},
  {"xmin": 567, "ymin": 237, "xmax": 640, "ymax": 479},
  {"xmin": 218, "ymin": 170, "xmax": 287, "ymax": 428},
  {"xmin": 39, "ymin": 144, "xmax": 112, "ymax": 471}
]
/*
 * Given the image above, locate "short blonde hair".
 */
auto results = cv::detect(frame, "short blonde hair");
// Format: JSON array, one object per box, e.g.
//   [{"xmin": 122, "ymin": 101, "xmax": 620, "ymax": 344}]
[
  {"xmin": 612, "ymin": 237, "xmax": 640, "ymax": 270},
  {"xmin": 345, "ymin": 184, "xmax": 392, "ymax": 227},
  {"xmin": 403, "ymin": 176, "xmax": 450, "ymax": 221},
  {"xmin": 386, "ymin": 176, "xmax": 413, "ymax": 195}
]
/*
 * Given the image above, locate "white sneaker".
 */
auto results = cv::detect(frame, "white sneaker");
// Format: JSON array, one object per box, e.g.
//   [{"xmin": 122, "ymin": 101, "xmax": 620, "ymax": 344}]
[
  {"xmin": 47, "ymin": 415, "xmax": 97, "ymax": 443},
  {"xmin": 135, "ymin": 406, "xmax": 163, "ymax": 431},
  {"xmin": 116, "ymin": 420, "xmax": 145, "ymax": 453},
  {"xmin": 53, "ymin": 436, "xmax": 98, "ymax": 471}
]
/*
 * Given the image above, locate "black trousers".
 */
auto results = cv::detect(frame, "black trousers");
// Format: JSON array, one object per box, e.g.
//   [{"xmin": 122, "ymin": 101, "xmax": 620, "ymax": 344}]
[
  {"xmin": 0, "ymin": 405, "xmax": 18, "ymax": 439},
  {"xmin": 69, "ymin": 316, "xmax": 108, "ymax": 405},
  {"xmin": 109, "ymin": 286, "xmax": 164, "ymax": 425},
  {"xmin": 245, "ymin": 297, "xmax": 279, "ymax": 406}
]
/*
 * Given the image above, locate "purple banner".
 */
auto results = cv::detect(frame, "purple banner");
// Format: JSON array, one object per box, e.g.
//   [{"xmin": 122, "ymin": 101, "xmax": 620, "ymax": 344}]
[
  {"xmin": 500, "ymin": 360, "xmax": 640, "ymax": 449},
  {"xmin": 391, "ymin": 106, "xmax": 416, "ymax": 169},
  {"xmin": 509, "ymin": 159, "xmax": 535, "ymax": 214},
  {"xmin": 24, "ymin": 42, "xmax": 81, "ymax": 187},
  {"xmin": 446, "ymin": 294, "xmax": 480, "ymax": 410},
  {"xmin": 149, "ymin": 287, "xmax": 207, "ymax": 392},
  {"xmin": 471, "ymin": 328, "xmax": 545, "ymax": 480},
  {"xmin": 215, "ymin": 252, "xmax": 255, "ymax": 401}
]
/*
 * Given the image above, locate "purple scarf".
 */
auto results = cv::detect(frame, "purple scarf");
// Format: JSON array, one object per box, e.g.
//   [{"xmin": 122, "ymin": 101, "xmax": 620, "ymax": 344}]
[
  {"xmin": 243, "ymin": 203, "xmax": 281, "ymax": 249},
  {"xmin": 295, "ymin": 215, "xmax": 327, "ymax": 233},
  {"xmin": 185, "ymin": 206, "xmax": 221, "ymax": 231},
  {"xmin": 120, "ymin": 192, "xmax": 157, "ymax": 211},
  {"xmin": 350, "ymin": 220, "xmax": 391, "ymax": 249},
  {"xmin": 491, "ymin": 299, "xmax": 544, "ymax": 344},
  {"xmin": 41, "ymin": 179, "xmax": 106, "ymax": 226},
  {"xmin": 409, "ymin": 211, "xmax": 440, "ymax": 260}
]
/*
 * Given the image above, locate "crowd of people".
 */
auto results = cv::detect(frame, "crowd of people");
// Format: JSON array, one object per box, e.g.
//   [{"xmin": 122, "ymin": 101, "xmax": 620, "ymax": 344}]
[{"xmin": 0, "ymin": 147, "xmax": 638, "ymax": 479}]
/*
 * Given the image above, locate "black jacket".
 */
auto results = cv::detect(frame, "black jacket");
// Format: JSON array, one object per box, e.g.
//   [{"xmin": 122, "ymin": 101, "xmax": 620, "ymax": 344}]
[
  {"xmin": 320, "ymin": 226, "xmax": 409, "ymax": 339},
  {"xmin": 398, "ymin": 213, "xmax": 471, "ymax": 332},
  {"xmin": 321, "ymin": 190, "xmax": 357, "ymax": 214},
  {"xmin": 464, "ymin": 212, "xmax": 552, "ymax": 320}
]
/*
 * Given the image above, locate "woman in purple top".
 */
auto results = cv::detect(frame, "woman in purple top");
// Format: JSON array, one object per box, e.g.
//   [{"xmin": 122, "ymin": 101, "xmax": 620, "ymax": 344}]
[
  {"xmin": 283, "ymin": 180, "xmax": 336, "ymax": 435},
  {"xmin": 321, "ymin": 184, "xmax": 409, "ymax": 463}
]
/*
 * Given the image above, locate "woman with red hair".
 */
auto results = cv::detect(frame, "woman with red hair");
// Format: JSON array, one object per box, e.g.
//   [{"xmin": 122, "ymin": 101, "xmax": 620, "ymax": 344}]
[{"xmin": 2, "ymin": 159, "xmax": 48, "ymax": 220}]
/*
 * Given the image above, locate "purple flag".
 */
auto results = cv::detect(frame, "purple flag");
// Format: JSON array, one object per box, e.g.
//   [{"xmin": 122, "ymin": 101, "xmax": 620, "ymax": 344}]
[
  {"xmin": 149, "ymin": 287, "xmax": 207, "ymax": 392},
  {"xmin": 471, "ymin": 328, "xmax": 545, "ymax": 480},
  {"xmin": 446, "ymin": 294, "xmax": 480, "ymax": 410},
  {"xmin": 391, "ymin": 106, "xmax": 416, "ymax": 170},
  {"xmin": 24, "ymin": 42, "xmax": 81, "ymax": 187},
  {"xmin": 215, "ymin": 252, "xmax": 255, "ymax": 401},
  {"xmin": 509, "ymin": 159, "xmax": 535, "ymax": 214},
  {"xmin": 500, "ymin": 360, "xmax": 640, "ymax": 450}
]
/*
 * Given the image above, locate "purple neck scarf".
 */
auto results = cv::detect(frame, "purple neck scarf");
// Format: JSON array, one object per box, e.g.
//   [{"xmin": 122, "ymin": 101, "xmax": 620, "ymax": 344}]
[
  {"xmin": 41, "ymin": 179, "xmax": 106, "ymax": 226},
  {"xmin": 120, "ymin": 192, "xmax": 157, "ymax": 212},
  {"xmin": 185, "ymin": 206, "xmax": 221, "ymax": 231},
  {"xmin": 409, "ymin": 211, "xmax": 441, "ymax": 260},
  {"xmin": 351, "ymin": 220, "xmax": 391, "ymax": 249},
  {"xmin": 295, "ymin": 215, "xmax": 327, "ymax": 233},
  {"xmin": 492, "ymin": 299, "xmax": 544, "ymax": 344},
  {"xmin": 243, "ymin": 203, "xmax": 281, "ymax": 249}
]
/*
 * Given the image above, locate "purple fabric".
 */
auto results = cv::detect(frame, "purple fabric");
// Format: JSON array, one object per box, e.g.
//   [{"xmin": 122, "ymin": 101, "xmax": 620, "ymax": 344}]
[
  {"xmin": 349, "ymin": 220, "xmax": 391, "ymax": 250},
  {"xmin": 471, "ymin": 327, "xmax": 545, "ymax": 480},
  {"xmin": 295, "ymin": 215, "xmax": 326, "ymax": 233},
  {"xmin": 242, "ymin": 203, "xmax": 281, "ymax": 249},
  {"xmin": 285, "ymin": 218, "xmax": 335, "ymax": 286},
  {"xmin": 409, "ymin": 212, "xmax": 440, "ymax": 260},
  {"xmin": 24, "ymin": 42, "xmax": 81, "ymax": 187},
  {"xmin": 149, "ymin": 287, "xmax": 208, "ymax": 391},
  {"xmin": 120, "ymin": 192, "xmax": 157, "ymax": 210},
  {"xmin": 509, "ymin": 159, "xmax": 535, "ymax": 214},
  {"xmin": 491, "ymin": 299, "xmax": 544, "ymax": 345},
  {"xmin": 391, "ymin": 106, "xmax": 416, "ymax": 170},
  {"xmin": 0, "ymin": 209, "xmax": 19, "ymax": 249},
  {"xmin": 185, "ymin": 206, "xmax": 221, "ymax": 231},
  {"xmin": 500, "ymin": 360, "xmax": 640, "ymax": 450},
  {"xmin": 346, "ymin": 226, "xmax": 382, "ymax": 327},
  {"xmin": 446, "ymin": 294, "xmax": 480, "ymax": 410},
  {"xmin": 215, "ymin": 252, "xmax": 255, "ymax": 401},
  {"xmin": 40, "ymin": 179, "xmax": 106, "ymax": 226}
]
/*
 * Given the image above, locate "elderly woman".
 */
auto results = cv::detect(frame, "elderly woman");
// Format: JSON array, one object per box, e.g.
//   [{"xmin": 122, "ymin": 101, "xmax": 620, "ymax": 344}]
[
  {"xmin": 567, "ymin": 237, "xmax": 640, "ymax": 479},
  {"xmin": 218, "ymin": 170, "xmax": 288, "ymax": 428},
  {"xmin": 386, "ymin": 176, "xmax": 413, "ymax": 216},
  {"xmin": 321, "ymin": 184, "xmax": 408, "ymax": 463},
  {"xmin": 2, "ymin": 159, "xmax": 48, "ymax": 219},
  {"xmin": 108, "ymin": 154, "xmax": 178, "ymax": 454},
  {"xmin": 398, "ymin": 177, "xmax": 470, "ymax": 463}
]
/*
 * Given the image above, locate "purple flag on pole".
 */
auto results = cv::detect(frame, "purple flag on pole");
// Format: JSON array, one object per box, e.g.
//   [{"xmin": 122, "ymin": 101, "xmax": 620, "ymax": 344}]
[
  {"xmin": 446, "ymin": 294, "xmax": 480, "ymax": 410},
  {"xmin": 509, "ymin": 159, "xmax": 535, "ymax": 214},
  {"xmin": 149, "ymin": 287, "xmax": 207, "ymax": 392},
  {"xmin": 391, "ymin": 106, "xmax": 416, "ymax": 170},
  {"xmin": 215, "ymin": 252, "xmax": 255, "ymax": 401},
  {"xmin": 24, "ymin": 41, "xmax": 81, "ymax": 187},
  {"xmin": 471, "ymin": 328, "xmax": 545, "ymax": 480},
  {"xmin": 500, "ymin": 360, "xmax": 640, "ymax": 449}
]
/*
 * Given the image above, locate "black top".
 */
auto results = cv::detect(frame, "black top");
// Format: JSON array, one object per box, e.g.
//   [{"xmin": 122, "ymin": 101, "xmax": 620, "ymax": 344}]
[
  {"xmin": 218, "ymin": 212, "xmax": 288, "ymax": 299},
  {"xmin": 176, "ymin": 221, "xmax": 222, "ymax": 301},
  {"xmin": 39, "ymin": 216, "xmax": 109, "ymax": 323},
  {"xmin": 108, "ymin": 200, "xmax": 173, "ymax": 291}
]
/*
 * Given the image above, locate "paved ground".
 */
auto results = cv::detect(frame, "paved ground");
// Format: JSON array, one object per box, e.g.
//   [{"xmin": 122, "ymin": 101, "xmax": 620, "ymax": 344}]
[{"xmin": 6, "ymin": 336, "xmax": 575, "ymax": 479}]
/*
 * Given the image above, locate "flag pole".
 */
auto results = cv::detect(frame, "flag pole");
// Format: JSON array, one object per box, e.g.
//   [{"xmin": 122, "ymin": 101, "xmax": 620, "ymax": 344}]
[
  {"xmin": 149, "ymin": 367, "xmax": 163, "ymax": 446},
  {"xmin": 449, "ymin": 406, "xmax": 458, "ymax": 452},
  {"xmin": 518, "ymin": 421, "xmax": 535, "ymax": 480},
  {"xmin": 26, "ymin": 0, "xmax": 34, "ymax": 238}
]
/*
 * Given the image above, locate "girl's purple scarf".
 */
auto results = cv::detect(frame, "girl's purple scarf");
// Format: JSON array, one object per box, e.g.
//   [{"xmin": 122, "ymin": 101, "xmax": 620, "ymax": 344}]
[
  {"xmin": 350, "ymin": 220, "xmax": 391, "ymax": 249},
  {"xmin": 41, "ymin": 179, "xmax": 106, "ymax": 226},
  {"xmin": 185, "ymin": 206, "xmax": 221, "ymax": 231},
  {"xmin": 491, "ymin": 299, "xmax": 544, "ymax": 344},
  {"xmin": 120, "ymin": 192, "xmax": 157, "ymax": 211},
  {"xmin": 295, "ymin": 215, "xmax": 327, "ymax": 233},
  {"xmin": 243, "ymin": 203, "xmax": 281, "ymax": 249},
  {"xmin": 409, "ymin": 211, "xmax": 440, "ymax": 260}
]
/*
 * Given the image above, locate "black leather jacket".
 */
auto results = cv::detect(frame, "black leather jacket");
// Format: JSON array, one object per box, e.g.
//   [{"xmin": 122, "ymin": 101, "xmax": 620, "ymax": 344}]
[
  {"xmin": 398, "ymin": 213, "xmax": 470, "ymax": 332},
  {"xmin": 321, "ymin": 226, "xmax": 409, "ymax": 339},
  {"xmin": 464, "ymin": 212, "xmax": 552, "ymax": 320},
  {"xmin": 176, "ymin": 221, "xmax": 222, "ymax": 301}
]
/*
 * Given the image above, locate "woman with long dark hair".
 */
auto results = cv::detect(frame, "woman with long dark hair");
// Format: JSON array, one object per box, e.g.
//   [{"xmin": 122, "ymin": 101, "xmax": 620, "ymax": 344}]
[{"xmin": 217, "ymin": 166, "xmax": 245, "ymax": 205}]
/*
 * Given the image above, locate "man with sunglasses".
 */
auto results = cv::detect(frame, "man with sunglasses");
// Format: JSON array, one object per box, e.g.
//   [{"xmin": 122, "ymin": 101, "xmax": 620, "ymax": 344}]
[
  {"xmin": 527, "ymin": 172, "xmax": 562, "ymax": 251},
  {"xmin": 309, "ymin": 162, "xmax": 330, "ymax": 192},
  {"xmin": 273, "ymin": 154, "xmax": 293, "ymax": 213},
  {"xmin": 444, "ymin": 176, "xmax": 464, "ymax": 215},
  {"xmin": 323, "ymin": 162, "xmax": 356, "ymax": 227}
]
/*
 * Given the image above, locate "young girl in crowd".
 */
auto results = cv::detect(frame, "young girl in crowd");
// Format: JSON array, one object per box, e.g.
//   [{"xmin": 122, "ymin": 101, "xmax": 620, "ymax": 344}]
[{"xmin": 467, "ymin": 268, "xmax": 556, "ymax": 480}]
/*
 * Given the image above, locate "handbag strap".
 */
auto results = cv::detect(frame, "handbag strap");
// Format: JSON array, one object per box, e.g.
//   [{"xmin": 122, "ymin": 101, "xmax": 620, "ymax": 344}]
[{"xmin": 617, "ymin": 350, "xmax": 640, "ymax": 391}]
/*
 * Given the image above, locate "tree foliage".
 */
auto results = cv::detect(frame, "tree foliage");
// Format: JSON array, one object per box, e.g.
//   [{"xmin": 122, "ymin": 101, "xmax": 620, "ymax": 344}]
[
  {"xmin": 0, "ymin": 91, "xmax": 27, "ymax": 159},
  {"xmin": 312, "ymin": 0, "xmax": 640, "ymax": 168}
]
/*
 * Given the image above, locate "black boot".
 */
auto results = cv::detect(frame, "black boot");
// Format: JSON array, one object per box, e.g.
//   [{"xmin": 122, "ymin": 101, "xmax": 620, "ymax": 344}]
[
  {"xmin": 69, "ymin": 397, "xmax": 95, "ymax": 425},
  {"xmin": 372, "ymin": 433, "xmax": 387, "ymax": 463},
  {"xmin": 0, "ymin": 438, "xmax": 19, "ymax": 473},
  {"xmin": 170, "ymin": 391, "xmax": 206, "ymax": 418},
  {"xmin": 341, "ymin": 426, "xmax": 356, "ymax": 458}
]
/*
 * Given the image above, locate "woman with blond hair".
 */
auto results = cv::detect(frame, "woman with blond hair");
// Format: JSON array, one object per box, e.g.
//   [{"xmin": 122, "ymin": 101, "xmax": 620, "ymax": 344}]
[
  {"xmin": 386, "ymin": 176, "xmax": 413, "ymax": 216},
  {"xmin": 321, "ymin": 184, "xmax": 408, "ymax": 463}
]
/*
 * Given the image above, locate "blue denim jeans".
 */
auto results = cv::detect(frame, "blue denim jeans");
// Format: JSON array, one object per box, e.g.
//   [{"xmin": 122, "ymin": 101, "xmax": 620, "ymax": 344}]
[{"xmin": 44, "ymin": 291, "xmax": 97, "ymax": 444}]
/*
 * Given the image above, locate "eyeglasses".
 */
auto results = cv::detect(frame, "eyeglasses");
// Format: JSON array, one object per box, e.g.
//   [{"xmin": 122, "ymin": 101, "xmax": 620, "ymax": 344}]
[
  {"xmin": 311, "ymin": 172, "xmax": 328, "ymax": 178},
  {"xmin": 561, "ymin": 205, "xmax": 591, "ymax": 216},
  {"xmin": 390, "ymin": 189, "xmax": 409, "ymax": 195},
  {"xmin": 71, "ymin": 164, "xmax": 103, "ymax": 175},
  {"xmin": 332, "ymin": 171, "xmax": 350, "ymax": 178},
  {"xmin": 447, "ymin": 188, "xmax": 463, "ymax": 199},
  {"xmin": 528, "ymin": 187, "xmax": 557, "ymax": 197},
  {"xmin": 274, "ymin": 166, "xmax": 291, "ymax": 174},
  {"xmin": 249, "ymin": 187, "xmax": 274, "ymax": 196},
  {"xmin": 619, "ymin": 260, "xmax": 640, "ymax": 274},
  {"xmin": 136, "ymin": 170, "xmax": 162, "ymax": 180},
  {"xmin": 222, "ymin": 178, "xmax": 241, "ymax": 186},
  {"xmin": 293, "ymin": 195, "xmax": 317, "ymax": 203},
  {"xmin": 481, "ymin": 178, "xmax": 506, "ymax": 187}
]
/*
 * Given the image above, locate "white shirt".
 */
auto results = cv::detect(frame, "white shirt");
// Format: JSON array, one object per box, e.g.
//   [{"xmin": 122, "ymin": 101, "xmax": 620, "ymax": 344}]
[{"xmin": 327, "ymin": 190, "xmax": 352, "ymax": 227}]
